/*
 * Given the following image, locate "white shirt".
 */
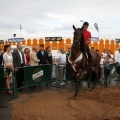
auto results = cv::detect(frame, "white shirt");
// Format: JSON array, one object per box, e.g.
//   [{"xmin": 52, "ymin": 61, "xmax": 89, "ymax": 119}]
[
  {"xmin": 18, "ymin": 50, "xmax": 23, "ymax": 64},
  {"xmin": 102, "ymin": 53, "xmax": 107, "ymax": 58},
  {"xmin": 57, "ymin": 53, "xmax": 66, "ymax": 64},
  {"xmin": 100, "ymin": 58, "xmax": 105, "ymax": 67},
  {"xmin": 116, "ymin": 53, "xmax": 120, "ymax": 63}
]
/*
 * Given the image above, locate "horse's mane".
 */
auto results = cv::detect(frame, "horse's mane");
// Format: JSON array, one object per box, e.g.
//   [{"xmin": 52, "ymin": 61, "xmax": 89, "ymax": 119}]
[{"xmin": 77, "ymin": 28, "xmax": 86, "ymax": 54}]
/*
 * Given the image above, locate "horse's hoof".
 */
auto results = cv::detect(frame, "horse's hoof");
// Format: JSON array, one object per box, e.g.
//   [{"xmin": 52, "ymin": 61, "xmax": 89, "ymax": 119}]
[
  {"xmin": 87, "ymin": 82, "xmax": 90, "ymax": 88},
  {"xmin": 74, "ymin": 93, "xmax": 78, "ymax": 97}
]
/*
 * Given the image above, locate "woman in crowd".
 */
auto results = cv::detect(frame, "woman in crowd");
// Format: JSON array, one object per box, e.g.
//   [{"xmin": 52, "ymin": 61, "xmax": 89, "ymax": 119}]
[
  {"xmin": 3, "ymin": 45, "xmax": 14, "ymax": 95},
  {"xmin": 104, "ymin": 54, "xmax": 113, "ymax": 65},
  {"xmin": 24, "ymin": 48, "xmax": 30, "ymax": 66}
]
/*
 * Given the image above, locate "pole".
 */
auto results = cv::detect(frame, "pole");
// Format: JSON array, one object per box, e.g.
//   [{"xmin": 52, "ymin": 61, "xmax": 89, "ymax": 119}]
[
  {"xmin": 20, "ymin": 24, "xmax": 22, "ymax": 37},
  {"xmin": 80, "ymin": 20, "xmax": 84, "ymax": 28}
]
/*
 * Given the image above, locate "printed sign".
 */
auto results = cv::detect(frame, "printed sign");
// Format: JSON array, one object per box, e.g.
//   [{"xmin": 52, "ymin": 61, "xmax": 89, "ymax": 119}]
[
  {"xmin": 0, "ymin": 40, "xmax": 4, "ymax": 44},
  {"xmin": 116, "ymin": 39, "xmax": 120, "ymax": 43},
  {"xmin": 45, "ymin": 37, "xmax": 62, "ymax": 41},
  {"xmin": 91, "ymin": 37, "xmax": 99, "ymax": 41},
  {"xmin": 8, "ymin": 38, "xmax": 24, "ymax": 42},
  {"xmin": 32, "ymin": 69, "xmax": 43, "ymax": 82}
]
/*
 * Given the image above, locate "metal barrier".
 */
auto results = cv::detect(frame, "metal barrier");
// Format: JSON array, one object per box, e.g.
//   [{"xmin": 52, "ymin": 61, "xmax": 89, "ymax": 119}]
[
  {"xmin": 15, "ymin": 64, "xmax": 53, "ymax": 89},
  {"xmin": 0, "ymin": 63, "xmax": 119, "ymax": 99},
  {"xmin": 0, "ymin": 67, "xmax": 16, "ymax": 100},
  {"xmin": 117, "ymin": 64, "xmax": 120, "ymax": 79}
]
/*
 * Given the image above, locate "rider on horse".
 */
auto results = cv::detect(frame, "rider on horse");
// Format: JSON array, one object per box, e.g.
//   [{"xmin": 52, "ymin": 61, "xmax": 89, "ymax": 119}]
[{"xmin": 81, "ymin": 22, "xmax": 95, "ymax": 71}]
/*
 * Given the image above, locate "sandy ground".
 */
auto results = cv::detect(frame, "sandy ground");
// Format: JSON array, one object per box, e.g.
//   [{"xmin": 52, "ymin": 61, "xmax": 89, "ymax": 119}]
[{"xmin": 11, "ymin": 86, "xmax": 120, "ymax": 120}]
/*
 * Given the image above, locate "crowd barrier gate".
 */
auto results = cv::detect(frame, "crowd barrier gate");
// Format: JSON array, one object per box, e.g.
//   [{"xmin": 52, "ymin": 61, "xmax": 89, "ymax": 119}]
[{"xmin": 0, "ymin": 63, "xmax": 119, "ymax": 99}]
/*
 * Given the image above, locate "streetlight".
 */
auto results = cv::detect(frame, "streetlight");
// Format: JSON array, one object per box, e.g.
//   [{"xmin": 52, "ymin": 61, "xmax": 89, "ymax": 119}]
[{"xmin": 80, "ymin": 20, "xmax": 84, "ymax": 27}]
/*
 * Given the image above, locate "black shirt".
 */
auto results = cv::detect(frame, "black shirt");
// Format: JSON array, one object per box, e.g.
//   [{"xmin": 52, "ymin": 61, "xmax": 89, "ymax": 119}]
[
  {"xmin": 0, "ymin": 54, "xmax": 3, "ymax": 67},
  {"xmin": 37, "ymin": 50, "xmax": 48, "ymax": 64},
  {"xmin": 47, "ymin": 52, "xmax": 52, "ymax": 64}
]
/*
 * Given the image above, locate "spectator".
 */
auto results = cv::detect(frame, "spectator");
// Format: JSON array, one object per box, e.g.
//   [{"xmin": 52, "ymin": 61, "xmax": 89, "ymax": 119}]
[
  {"xmin": 24, "ymin": 48, "xmax": 30, "ymax": 66},
  {"xmin": 3, "ymin": 45, "xmax": 14, "ymax": 95},
  {"xmin": 116, "ymin": 49, "xmax": 120, "ymax": 63},
  {"xmin": 13, "ymin": 43, "xmax": 25, "ymax": 91},
  {"xmin": 57, "ymin": 48, "xmax": 66, "ymax": 86},
  {"xmin": 37, "ymin": 44, "xmax": 48, "ymax": 65},
  {"xmin": 66, "ymin": 48, "xmax": 71, "ymax": 57},
  {"xmin": 91, "ymin": 47, "xmax": 94, "ymax": 50},
  {"xmin": 96, "ymin": 49, "xmax": 99, "ymax": 53},
  {"xmin": 30, "ymin": 46, "xmax": 40, "ymax": 66},
  {"xmin": 102, "ymin": 49, "xmax": 107, "ymax": 59},
  {"xmin": 0, "ymin": 49, "xmax": 3, "ymax": 67},
  {"xmin": 107, "ymin": 50, "xmax": 114, "ymax": 59},
  {"xmin": 46, "ymin": 46, "xmax": 52, "ymax": 64},
  {"xmin": 104, "ymin": 54, "xmax": 113, "ymax": 65},
  {"xmin": 100, "ymin": 54, "xmax": 105, "ymax": 80}
]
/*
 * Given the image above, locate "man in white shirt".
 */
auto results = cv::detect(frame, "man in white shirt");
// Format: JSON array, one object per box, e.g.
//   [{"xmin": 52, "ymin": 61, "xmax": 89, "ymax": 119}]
[
  {"xmin": 100, "ymin": 54, "xmax": 105, "ymax": 80},
  {"xmin": 116, "ymin": 49, "xmax": 120, "ymax": 63},
  {"xmin": 57, "ymin": 48, "xmax": 66, "ymax": 85},
  {"xmin": 102, "ymin": 49, "xmax": 107, "ymax": 59}
]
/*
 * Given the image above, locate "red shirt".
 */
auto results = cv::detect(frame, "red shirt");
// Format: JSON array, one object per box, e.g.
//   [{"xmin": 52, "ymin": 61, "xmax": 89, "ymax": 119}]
[
  {"xmin": 26, "ymin": 54, "xmax": 30, "ymax": 64},
  {"xmin": 83, "ymin": 30, "xmax": 92, "ymax": 43}
]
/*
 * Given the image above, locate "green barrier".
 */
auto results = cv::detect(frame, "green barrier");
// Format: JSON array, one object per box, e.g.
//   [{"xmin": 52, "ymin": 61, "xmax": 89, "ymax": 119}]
[
  {"xmin": 104, "ymin": 63, "xmax": 118, "ymax": 88},
  {"xmin": 0, "ymin": 67, "xmax": 5, "ymax": 89},
  {"xmin": 117, "ymin": 64, "xmax": 120, "ymax": 75},
  {"xmin": 23, "ymin": 64, "xmax": 52, "ymax": 87}
]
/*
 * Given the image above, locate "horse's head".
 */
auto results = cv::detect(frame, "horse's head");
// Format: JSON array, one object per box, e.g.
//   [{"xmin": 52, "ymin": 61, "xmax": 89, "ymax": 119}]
[{"xmin": 72, "ymin": 25, "xmax": 82, "ymax": 48}]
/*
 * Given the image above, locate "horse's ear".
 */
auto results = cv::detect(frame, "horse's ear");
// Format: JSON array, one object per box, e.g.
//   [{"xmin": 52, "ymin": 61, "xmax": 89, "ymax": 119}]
[{"xmin": 73, "ymin": 25, "xmax": 76, "ymax": 30}]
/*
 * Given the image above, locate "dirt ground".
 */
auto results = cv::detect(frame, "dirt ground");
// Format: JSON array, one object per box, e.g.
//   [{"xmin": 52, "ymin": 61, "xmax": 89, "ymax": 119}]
[{"xmin": 11, "ymin": 87, "xmax": 120, "ymax": 120}]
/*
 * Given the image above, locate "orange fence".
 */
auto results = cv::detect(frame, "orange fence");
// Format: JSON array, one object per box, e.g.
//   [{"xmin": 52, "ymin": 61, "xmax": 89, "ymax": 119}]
[{"xmin": 0, "ymin": 38, "xmax": 119, "ymax": 54}]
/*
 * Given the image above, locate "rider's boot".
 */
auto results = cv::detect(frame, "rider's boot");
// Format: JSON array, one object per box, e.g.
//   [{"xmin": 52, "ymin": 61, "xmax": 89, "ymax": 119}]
[{"xmin": 90, "ymin": 58, "xmax": 95, "ymax": 71}]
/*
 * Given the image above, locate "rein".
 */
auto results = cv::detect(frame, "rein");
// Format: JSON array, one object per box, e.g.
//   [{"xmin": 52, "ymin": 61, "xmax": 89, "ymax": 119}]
[{"xmin": 68, "ymin": 53, "xmax": 83, "ymax": 72}]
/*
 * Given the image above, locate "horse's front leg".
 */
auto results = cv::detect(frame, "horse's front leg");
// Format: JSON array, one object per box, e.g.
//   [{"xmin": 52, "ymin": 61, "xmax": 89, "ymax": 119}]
[{"xmin": 74, "ymin": 69, "xmax": 82, "ymax": 97}]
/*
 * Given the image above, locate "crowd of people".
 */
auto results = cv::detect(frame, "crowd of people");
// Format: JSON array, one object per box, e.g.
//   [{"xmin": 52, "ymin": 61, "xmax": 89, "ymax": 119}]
[
  {"xmin": 0, "ymin": 43, "xmax": 120, "ymax": 95},
  {"xmin": 0, "ymin": 43, "xmax": 68, "ymax": 95}
]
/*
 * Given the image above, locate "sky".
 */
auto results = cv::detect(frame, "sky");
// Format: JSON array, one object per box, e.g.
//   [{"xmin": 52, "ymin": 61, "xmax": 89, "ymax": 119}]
[{"xmin": 0, "ymin": 0, "xmax": 120, "ymax": 40}]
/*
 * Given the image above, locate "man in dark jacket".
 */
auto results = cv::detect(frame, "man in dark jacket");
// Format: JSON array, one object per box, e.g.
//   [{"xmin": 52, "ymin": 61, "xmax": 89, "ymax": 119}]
[
  {"xmin": 0, "ymin": 49, "xmax": 3, "ymax": 67},
  {"xmin": 12, "ymin": 43, "xmax": 25, "ymax": 90},
  {"xmin": 37, "ymin": 44, "xmax": 48, "ymax": 65}
]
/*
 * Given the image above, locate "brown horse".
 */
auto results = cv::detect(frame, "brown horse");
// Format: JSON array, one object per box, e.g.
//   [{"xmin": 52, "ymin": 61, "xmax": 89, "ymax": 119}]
[{"xmin": 68, "ymin": 25, "xmax": 101, "ymax": 97}]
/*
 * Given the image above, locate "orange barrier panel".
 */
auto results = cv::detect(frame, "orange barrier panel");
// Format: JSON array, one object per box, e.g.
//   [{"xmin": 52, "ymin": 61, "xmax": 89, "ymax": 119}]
[
  {"xmin": 58, "ymin": 39, "xmax": 64, "ymax": 51},
  {"xmin": 27, "ymin": 39, "xmax": 31, "ymax": 46},
  {"xmin": 93, "ymin": 42, "xmax": 98, "ymax": 50},
  {"xmin": 65, "ymin": 38, "xmax": 71, "ymax": 52},
  {"xmin": 99, "ymin": 39, "xmax": 104, "ymax": 53},
  {"xmin": 1, "ymin": 39, "xmax": 119, "ymax": 54},
  {"xmin": 110, "ymin": 40, "xmax": 115, "ymax": 54},
  {"xmin": 105, "ymin": 40, "xmax": 109, "ymax": 51},
  {"xmin": 52, "ymin": 41, "xmax": 57, "ymax": 50},
  {"xmin": 115, "ymin": 42, "xmax": 119, "ymax": 50},
  {"xmin": 22, "ymin": 40, "xmax": 26, "ymax": 45},
  {"xmin": 45, "ymin": 41, "xmax": 51, "ymax": 50},
  {"xmin": 32, "ymin": 39, "xmax": 37, "ymax": 47}
]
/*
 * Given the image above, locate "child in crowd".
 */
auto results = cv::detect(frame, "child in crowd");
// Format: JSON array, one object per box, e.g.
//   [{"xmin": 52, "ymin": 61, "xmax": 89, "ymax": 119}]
[{"xmin": 104, "ymin": 54, "xmax": 113, "ymax": 65}]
